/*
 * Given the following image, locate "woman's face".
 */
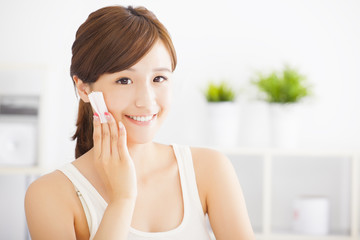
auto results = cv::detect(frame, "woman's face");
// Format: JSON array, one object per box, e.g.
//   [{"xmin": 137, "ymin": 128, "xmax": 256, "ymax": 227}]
[{"xmin": 89, "ymin": 40, "xmax": 173, "ymax": 145}]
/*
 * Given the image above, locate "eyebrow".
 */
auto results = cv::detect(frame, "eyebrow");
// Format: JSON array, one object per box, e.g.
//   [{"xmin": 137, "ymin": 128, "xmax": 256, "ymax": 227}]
[{"xmin": 126, "ymin": 67, "xmax": 172, "ymax": 73}]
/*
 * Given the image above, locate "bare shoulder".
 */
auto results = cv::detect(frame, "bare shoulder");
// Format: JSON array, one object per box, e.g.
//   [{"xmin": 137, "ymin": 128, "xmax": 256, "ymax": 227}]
[
  {"xmin": 190, "ymin": 147, "xmax": 255, "ymax": 239},
  {"xmin": 189, "ymin": 147, "xmax": 237, "ymax": 208},
  {"xmin": 25, "ymin": 170, "xmax": 75, "ymax": 205},
  {"xmin": 190, "ymin": 146, "xmax": 234, "ymax": 178},
  {"xmin": 25, "ymin": 169, "xmax": 80, "ymax": 239},
  {"xmin": 190, "ymin": 146, "xmax": 229, "ymax": 161},
  {"xmin": 189, "ymin": 146, "xmax": 241, "ymax": 196},
  {"xmin": 25, "ymin": 169, "xmax": 79, "ymax": 215}
]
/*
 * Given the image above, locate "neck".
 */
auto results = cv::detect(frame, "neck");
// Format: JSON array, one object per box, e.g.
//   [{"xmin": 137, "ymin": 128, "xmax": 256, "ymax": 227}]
[{"xmin": 127, "ymin": 141, "xmax": 157, "ymax": 164}]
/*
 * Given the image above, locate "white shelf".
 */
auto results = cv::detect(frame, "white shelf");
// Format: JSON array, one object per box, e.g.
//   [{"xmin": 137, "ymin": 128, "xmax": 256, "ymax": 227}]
[
  {"xmin": 0, "ymin": 166, "xmax": 48, "ymax": 175},
  {"xmin": 255, "ymin": 233, "xmax": 354, "ymax": 240},
  {"xmin": 221, "ymin": 148, "xmax": 360, "ymax": 240},
  {"xmin": 217, "ymin": 147, "xmax": 358, "ymax": 158}
]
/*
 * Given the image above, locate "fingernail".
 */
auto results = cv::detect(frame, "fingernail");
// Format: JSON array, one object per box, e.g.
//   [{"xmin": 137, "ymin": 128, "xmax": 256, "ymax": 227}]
[
  {"xmin": 119, "ymin": 121, "xmax": 124, "ymax": 130},
  {"xmin": 104, "ymin": 112, "xmax": 111, "ymax": 120},
  {"xmin": 93, "ymin": 113, "xmax": 99, "ymax": 121}
]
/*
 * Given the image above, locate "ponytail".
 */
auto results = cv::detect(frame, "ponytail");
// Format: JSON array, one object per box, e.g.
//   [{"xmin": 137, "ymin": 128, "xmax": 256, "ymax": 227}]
[{"xmin": 72, "ymin": 100, "xmax": 93, "ymax": 158}]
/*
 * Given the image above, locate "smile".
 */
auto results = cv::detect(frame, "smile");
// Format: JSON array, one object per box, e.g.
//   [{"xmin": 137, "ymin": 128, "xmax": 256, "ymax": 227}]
[{"xmin": 126, "ymin": 114, "xmax": 156, "ymax": 122}]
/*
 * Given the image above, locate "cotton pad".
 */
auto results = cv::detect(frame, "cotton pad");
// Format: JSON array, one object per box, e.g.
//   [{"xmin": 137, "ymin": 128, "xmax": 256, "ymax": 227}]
[{"xmin": 88, "ymin": 91, "xmax": 109, "ymax": 123}]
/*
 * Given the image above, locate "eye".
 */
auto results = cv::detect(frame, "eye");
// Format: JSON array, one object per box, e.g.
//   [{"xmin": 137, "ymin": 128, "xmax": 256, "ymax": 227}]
[
  {"xmin": 116, "ymin": 78, "xmax": 133, "ymax": 85},
  {"xmin": 153, "ymin": 76, "xmax": 168, "ymax": 83}
]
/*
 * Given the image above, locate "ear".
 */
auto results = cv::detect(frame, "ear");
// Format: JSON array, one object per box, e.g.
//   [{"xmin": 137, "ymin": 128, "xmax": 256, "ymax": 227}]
[{"xmin": 73, "ymin": 75, "xmax": 91, "ymax": 103}]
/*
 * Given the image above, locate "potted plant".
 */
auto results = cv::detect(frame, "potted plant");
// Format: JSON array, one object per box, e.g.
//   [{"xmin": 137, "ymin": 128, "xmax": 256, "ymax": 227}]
[
  {"xmin": 252, "ymin": 65, "xmax": 311, "ymax": 148},
  {"xmin": 204, "ymin": 81, "xmax": 236, "ymax": 102},
  {"xmin": 252, "ymin": 65, "xmax": 310, "ymax": 104},
  {"xmin": 203, "ymin": 80, "xmax": 239, "ymax": 147}
]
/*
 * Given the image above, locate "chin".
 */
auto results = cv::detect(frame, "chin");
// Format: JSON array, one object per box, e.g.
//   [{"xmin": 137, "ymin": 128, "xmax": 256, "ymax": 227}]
[{"xmin": 124, "ymin": 118, "xmax": 165, "ymax": 145}]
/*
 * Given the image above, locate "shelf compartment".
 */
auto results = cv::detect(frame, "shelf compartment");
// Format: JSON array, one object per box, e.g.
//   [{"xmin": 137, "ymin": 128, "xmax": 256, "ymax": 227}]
[
  {"xmin": 227, "ymin": 154, "xmax": 264, "ymax": 233},
  {"xmin": 255, "ymin": 233, "xmax": 354, "ymax": 240},
  {"xmin": 271, "ymin": 156, "xmax": 351, "ymax": 236}
]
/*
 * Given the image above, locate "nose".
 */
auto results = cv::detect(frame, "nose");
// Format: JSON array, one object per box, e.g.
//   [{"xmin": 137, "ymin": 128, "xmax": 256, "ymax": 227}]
[{"xmin": 135, "ymin": 83, "xmax": 156, "ymax": 108}]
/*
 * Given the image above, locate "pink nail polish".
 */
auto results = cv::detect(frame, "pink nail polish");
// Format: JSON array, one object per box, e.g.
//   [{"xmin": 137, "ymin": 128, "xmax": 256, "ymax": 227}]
[
  {"xmin": 93, "ymin": 113, "xmax": 99, "ymax": 121},
  {"xmin": 104, "ymin": 112, "xmax": 111, "ymax": 120}
]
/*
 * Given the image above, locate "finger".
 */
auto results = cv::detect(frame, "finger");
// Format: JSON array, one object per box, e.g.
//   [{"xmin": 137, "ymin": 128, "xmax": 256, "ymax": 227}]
[
  {"xmin": 93, "ymin": 113, "xmax": 102, "ymax": 160},
  {"xmin": 105, "ymin": 112, "xmax": 119, "ymax": 158},
  {"xmin": 101, "ymin": 113, "xmax": 111, "ymax": 161},
  {"xmin": 118, "ymin": 121, "xmax": 130, "ymax": 161}
]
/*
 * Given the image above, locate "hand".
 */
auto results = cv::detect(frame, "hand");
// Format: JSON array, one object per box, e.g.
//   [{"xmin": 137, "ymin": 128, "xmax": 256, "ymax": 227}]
[{"xmin": 93, "ymin": 112, "xmax": 137, "ymax": 202}]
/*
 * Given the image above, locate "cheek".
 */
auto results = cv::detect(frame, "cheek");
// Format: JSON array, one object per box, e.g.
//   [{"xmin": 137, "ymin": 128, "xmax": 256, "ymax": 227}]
[
  {"xmin": 104, "ymin": 90, "xmax": 132, "ymax": 116},
  {"xmin": 157, "ymin": 87, "xmax": 172, "ymax": 109}
]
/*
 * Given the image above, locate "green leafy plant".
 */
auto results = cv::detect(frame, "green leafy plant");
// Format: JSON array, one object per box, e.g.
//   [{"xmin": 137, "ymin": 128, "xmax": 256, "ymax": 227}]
[
  {"xmin": 252, "ymin": 65, "xmax": 310, "ymax": 104},
  {"xmin": 204, "ymin": 81, "xmax": 236, "ymax": 102}
]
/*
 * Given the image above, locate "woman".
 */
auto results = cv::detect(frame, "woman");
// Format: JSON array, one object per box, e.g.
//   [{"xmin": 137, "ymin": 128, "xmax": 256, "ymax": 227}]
[{"xmin": 25, "ymin": 5, "xmax": 255, "ymax": 240}]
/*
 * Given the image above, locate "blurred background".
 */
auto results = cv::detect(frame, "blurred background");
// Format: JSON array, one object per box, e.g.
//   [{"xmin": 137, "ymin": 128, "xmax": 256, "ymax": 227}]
[{"xmin": 0, "ymin": 0, "xmax": 359, "ymax": 239}]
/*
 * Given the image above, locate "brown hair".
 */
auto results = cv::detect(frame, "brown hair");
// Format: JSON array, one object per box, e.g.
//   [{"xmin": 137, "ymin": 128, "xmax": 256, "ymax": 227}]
[{"xmin": 70, "ymin": 6, "xmax": 177, "ymax": 158}]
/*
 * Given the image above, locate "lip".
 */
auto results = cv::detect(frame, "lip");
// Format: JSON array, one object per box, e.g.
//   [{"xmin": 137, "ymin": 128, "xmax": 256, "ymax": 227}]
[{"xmin": 125, "ymin": 114, "xmax": 157, "ymax": 126}]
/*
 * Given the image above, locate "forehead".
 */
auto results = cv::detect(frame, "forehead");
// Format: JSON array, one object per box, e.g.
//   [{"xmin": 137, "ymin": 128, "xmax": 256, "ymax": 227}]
[
  {"xmin": 129, "ymin": 40, "xmax": 172, "ymax": 71},
  {"xmin": 94, "ymin": 40, "xmax": 173, "ymax": 84}
]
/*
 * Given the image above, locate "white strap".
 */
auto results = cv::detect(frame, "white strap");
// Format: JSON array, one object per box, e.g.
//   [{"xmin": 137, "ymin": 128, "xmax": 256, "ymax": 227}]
[
  {"xmin": 58, "ymin": 163, "xmax": 98, "ymax": 239},
  {"xmin": 173, "ymin": 145, "xmax": 205, "ymax": 218}
]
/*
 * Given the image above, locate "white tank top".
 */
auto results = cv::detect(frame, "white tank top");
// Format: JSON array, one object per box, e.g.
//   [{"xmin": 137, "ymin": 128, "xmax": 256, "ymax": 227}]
[{"xmin": 58, "ymin": 144, "xmax": 212, "ymax": 240}]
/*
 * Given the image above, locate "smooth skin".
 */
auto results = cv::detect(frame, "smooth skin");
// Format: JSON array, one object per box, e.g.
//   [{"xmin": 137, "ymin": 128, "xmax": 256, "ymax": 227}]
[{"xmin": 25, "ymin": 40, "xmax": 255, "ymax": 240}]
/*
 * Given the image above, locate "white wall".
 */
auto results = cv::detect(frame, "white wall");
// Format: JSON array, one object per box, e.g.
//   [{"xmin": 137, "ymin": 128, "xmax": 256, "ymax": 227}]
[{"xmin": 0, "ymin": 0, "xmax": 359, "ymax": 164}]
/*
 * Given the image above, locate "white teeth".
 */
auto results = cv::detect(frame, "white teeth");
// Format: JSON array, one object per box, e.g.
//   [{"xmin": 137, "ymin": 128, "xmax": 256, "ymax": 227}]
[{"xmin": 128, "ymin": 115, "xmax": 154, "ymax": 122}]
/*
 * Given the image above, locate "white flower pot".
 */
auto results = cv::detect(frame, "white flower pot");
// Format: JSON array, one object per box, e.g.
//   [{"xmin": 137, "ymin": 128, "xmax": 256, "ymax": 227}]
[
  {"xmin": 206, "ymin": 102, "xmax": 239, "ymax": 147},
  {"xmin": 292, "ymin": 197, "xmax": 330, "ymax": 235},
  {"xmin": 239, "ymin": 101, "xmax": 270, "ymax": 148},
  {"xmin": 269, "ymin": 103, "xmax": 299, "ymax": 149}
]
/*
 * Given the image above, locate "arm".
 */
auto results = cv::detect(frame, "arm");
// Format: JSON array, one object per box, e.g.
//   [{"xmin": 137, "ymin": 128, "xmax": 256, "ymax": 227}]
[
  {"xmin": 194, "ymin": 148, "xmax": 255, "ymax": 240},
  {"xmin": 93, "ymin": 199, "xmax": 135, "ymax": 239},
  {"xmin": 91, "ymin": 113, "xmax": 137, "ymax": 239}
]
